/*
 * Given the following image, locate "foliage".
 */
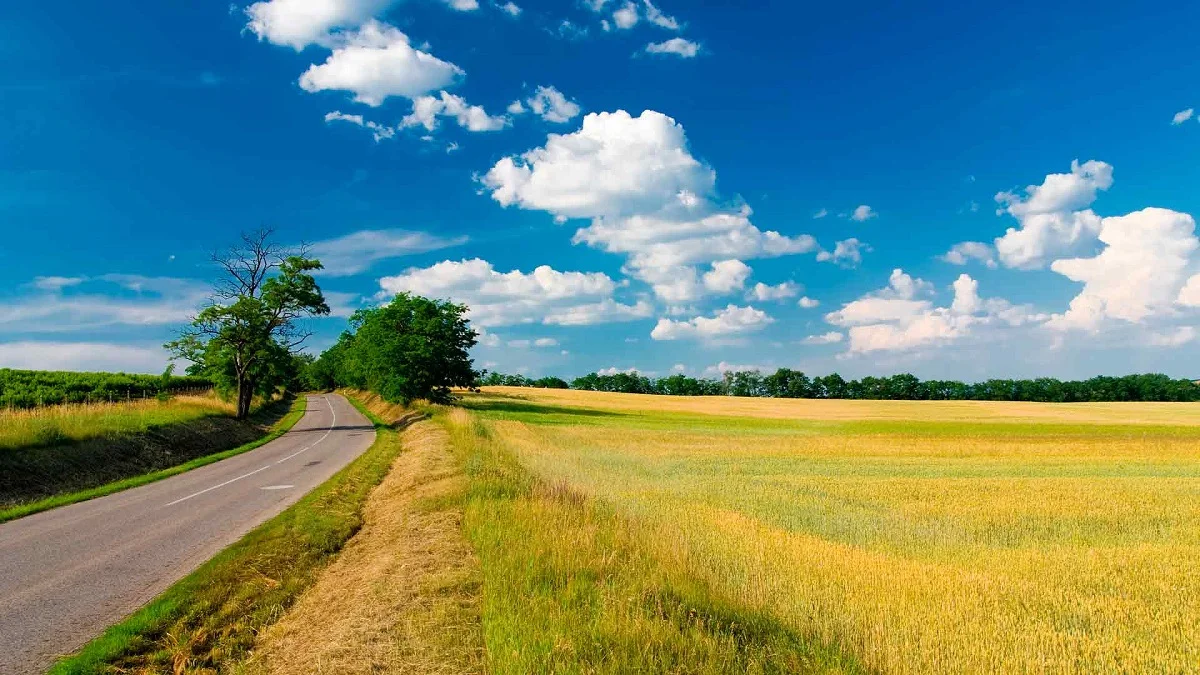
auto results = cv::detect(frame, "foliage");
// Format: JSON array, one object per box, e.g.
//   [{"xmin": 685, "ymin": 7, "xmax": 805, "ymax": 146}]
[
  {"xmin": 508, "ymin": 369, "xmax": 1200, "ymax": 403},
  {"xmin": 479, "ymin": 372, "xmax": 570, "ymax": 389},
  {"xmin": 309, "ymin": 292, "xmax": 479, "ymax": 404},
  {"xmin": 166, "ymin": 229, "xmax": 329, "ymax": 418},
  {"xmin": 0, "ymin": 368, "xmax": 211, "ymax": 409}
]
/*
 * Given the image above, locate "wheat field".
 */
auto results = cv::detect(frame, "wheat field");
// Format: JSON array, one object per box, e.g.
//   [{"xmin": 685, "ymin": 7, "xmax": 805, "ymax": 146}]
[{"xmin": 464, "ymin": 387, "xmax": 1200, "ymax": 673}]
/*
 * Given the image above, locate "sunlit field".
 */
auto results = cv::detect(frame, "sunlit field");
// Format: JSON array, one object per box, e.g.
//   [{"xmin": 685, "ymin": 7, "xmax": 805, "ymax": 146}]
[
  {"xmin": 462, "ymin": 386, "xmax": 1200, "ymax": 672},
  {"xmin": 0, "ymin": 395, "xmax": 233, "ymax": 451}
]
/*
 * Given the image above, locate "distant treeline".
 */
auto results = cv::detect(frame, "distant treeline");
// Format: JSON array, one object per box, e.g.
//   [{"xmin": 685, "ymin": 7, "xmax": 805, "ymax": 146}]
[
  {"xmin": 0, "ymin": 369, "xmax": 213, "ymax": 409},
  {"xmin": 480, "ymin": 370, "xmax": 1200, "ymax": 402}
]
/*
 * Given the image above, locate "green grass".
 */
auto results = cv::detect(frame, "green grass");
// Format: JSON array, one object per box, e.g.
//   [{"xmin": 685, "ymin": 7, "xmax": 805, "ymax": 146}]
[
  {"xmin": 0, "ymin": 398, "xmax": 308, "ymax": 524},
  {"xmin": 49, "ymin": 395, "xmax": 400, "ymax": 675},
  {"xmin": 443, "ymin": 407, "xmax": 862, "ymax": 674}
]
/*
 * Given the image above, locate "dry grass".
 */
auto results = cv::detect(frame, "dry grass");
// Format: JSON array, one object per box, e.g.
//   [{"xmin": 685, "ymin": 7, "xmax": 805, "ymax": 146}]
[
  {"xmin": 480, "ymin": 385, "xmax": 1200, "ymax": 425},
  {"xmin": 463, "ymin": 388, "xmax": 1200, "ymax": 673},
  {"xmin": 0, "ymin": 394, "xmax": 233, "ymax": 451},
  {"xmin": 244, "ymin": 419, "xmax": 484, "ymax": 675}
]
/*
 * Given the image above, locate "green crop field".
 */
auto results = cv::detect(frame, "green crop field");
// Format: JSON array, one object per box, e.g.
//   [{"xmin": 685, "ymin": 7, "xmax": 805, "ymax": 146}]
[{"xmin": 455, "ymin": 386, "xmax": 1200, "ymax": 673}]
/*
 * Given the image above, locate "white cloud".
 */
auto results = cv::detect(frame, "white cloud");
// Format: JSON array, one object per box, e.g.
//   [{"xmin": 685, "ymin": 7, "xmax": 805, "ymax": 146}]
[
  {"xmin": 482, "ymin": 109, "xmax": 821, "ymax": 301},
  {"xmin": 642, "ymin": 0, "xmax": 680, "ymax": 29},
  {"xmin": 244, "ymin": 0, "xmax": 392, "ymax": 49},
  {"xmin": 534, "ymin": 337, "xmax": 558, "ymax": 347},
  {"xmin": 1048, "ymin": 208, "xmax": 1198, "ymax": 330},
  {"xmin": 850, "ymin": 205, "xmax": 876, "ymax": 222},
  {"xmin": 498, "ymin": 1, "xmax": 521, "ymax": 16},
  {"xmin": 613, "ymin": 2, "xmax": 639, "ymax": 28},
  {"xmin": 825, "ymin": 269, "xmax": 1039, "ymax": 355},
  {"xmin": 803, "ymin": 331, "xmax": 843, "ymax": 345},
  {"xmin": 992, "ymin": 159, "xmax": 1113, "ymax": 269},
  {"xmin": 703, "ymin": 360, "xmax": 773, "ymax": 376},
  {"xmin": 31, "ymin": 276, "xmax": 85, "ymax": 292},
  {"xmin": 1172, "ymin": 108, "xmax": 1194, "ymax": 125},
  {"xmin": 401, "ymin": 90, "xmax": 508, "ymax": 132},
  {"xmin": 597, "ymin": 366, "xmax": 640, "ymax": 375},
  {"xmin": 816, "ymin": 238, "xmax": 868, "ymax": 267},
  {"xmin": 0, "ymin": 341, "xmax": 173, "ymax": 373},
  {"xmin": 298, "ymin": 21, "xmax": 463, "ymax": 106},
  {"xmin": 0, "ymin": 275, "xmax": 210, "ymax": 333},
  {"xmin": 511, "ymin": 85, "xmax": 582, "ymax": 123},
  {"xmin": 813, "ymin": 208, "xmax": 828, "ymax": 219},
  {"xmin": 941, "ymin": 241, "xmax": 997, "ymax": 268},
  {"xmin": 310, "ymin": 228, "xmax": 467, "ymax": 276},
  {"xmin": 584, "ymin": 0, "xmax": 609, "ymax": 10},
  {"xmin": 645, "ymin": 38, "xmax": 698, "ymax": 58},
  {"xmin": 798, "ymin": 296, "xmax": 819, "ymax": 309},
  {"xmin": 1176, "ymin": 273, "xmax": 1200, "ymax": 307},
  {"xmin": 378, "ymin": 258, "xmax": 652, "ymax": 327},
  {"xmin": 702, "ymin": 259, "xmax": 752, "ymax": 294},
  {"xmin": 748, "ymin": 281, "xmax": 800, "ymax": 302},
  {"xmin": 650, "ymin": 304, "xmax": 773, "ymax": 341},
  {"xmin": 1148, "ymin": 326, "xmax": 1196, "ymax": 347},
  {"xmin": 443, "ymin": 0, "xmax": 479, "ymax": 10},
  {"xmin": 324, "ymin": 110, "xmax": 395, "ymax": 141}
]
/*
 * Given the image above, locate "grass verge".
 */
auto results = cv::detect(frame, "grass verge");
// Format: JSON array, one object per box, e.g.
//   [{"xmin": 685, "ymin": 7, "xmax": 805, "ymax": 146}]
[
  {"xmin": 244, "ymin": 416, "xmax": 484, "ymax": 675},
  {"xmin": 48, "ymin": 396, "xmax": 402, "ymax": 674},
  {"xmin": 0, "ymin": 397, "xmax": 307, "ymax": 524},
  {"xmin": 443, "ymin": 407, "xmax": 863, "ymax": 674}
]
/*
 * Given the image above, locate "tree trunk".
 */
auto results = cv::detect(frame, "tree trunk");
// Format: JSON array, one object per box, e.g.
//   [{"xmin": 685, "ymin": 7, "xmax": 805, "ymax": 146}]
[{"xmin": 235, "ymin": 373, "xmax": 252, "ymax": 419}]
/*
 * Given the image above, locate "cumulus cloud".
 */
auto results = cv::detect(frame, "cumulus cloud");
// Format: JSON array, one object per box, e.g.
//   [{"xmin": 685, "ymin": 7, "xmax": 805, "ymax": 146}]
[
  {"xmin": 378, "ymin": 258, "xmax": 651, "ymax": 327},
  {"xmin": 497, "ymin": 1, "xmax": 521, "ymax": 16},
  {"xmin": 324, "ymin": 110, "xmax": 395, "ymax": 141},
  {"xmin": 481, "ymin": 110, "xmax": 821, "ymax": 300},
  {"xmin": 803, "ymin": 331, "xmax": 843, "ymax": 345},
  {"xmin": 816, "ymin": 238, "xmax": 868, "ymax": 267},
  {"xmin": 298, "ymin": 21, "xmax": 463, "ymax": 106},
  {"xmin": 510, "ymin": 85, "xmax": 581, "ymax": 123},
  {"xmin": 940, "ymin": 241, "xmax": 997, "ymax": 268},
  {"xmin": 1148, "ymin": 326, "xmax": 1196, "ymax": 347},
  {"xmin": 1047, "ymin": 208, "xmax": 1198, "ymax": 330},
  {"xmin": 650, "ymin": 304, "xmax": 773, "ymax": 341},
  {"xmin": 702, "ymin": 259, "xmax": 752, "ymax": 294},
  {"xmin": 1172, "ymin": 108, "xmax": 1194, "ymax": 125},
  {"xmin": 443, "ymin": 0, "xmax": 478, "ymax": 10},
  {"xmin": 813, "ymin": 208, "xmax": 828, "ymax": 219},
  {"xmin": 644, "ymin": 38, "xmax": 699, "ymax": 58},
  {"xmin": 748, "ymin": 281, "xmax": 800, "ymax": 302},
  {"xmin": 612, "ymin": 1, "xmax": 639, "ymax": 28},
  {"xmin": 309, "ymin": 228, "xmax": 467, "ymax": 276},
  {"xmin": 401, "ymin": 91, "xmax": 508, "ymax": 132},
  {"xmin": 825, "ymin": 269, "xmax": 1040, "ymax": 354},
  {"xmin": 850, "ymin": 205, "xmax": 876, "ymax": 222},
  {"xmin": 798, "ymin": 296, "xmax": 820, "ymax": 309},
  {"xmin": 244, "ymin": 0, "xmax": 392, "ymax": 49},
  {"xmin": 992, "ymin": 159, "xmax": 1113, "ymax": 269}
]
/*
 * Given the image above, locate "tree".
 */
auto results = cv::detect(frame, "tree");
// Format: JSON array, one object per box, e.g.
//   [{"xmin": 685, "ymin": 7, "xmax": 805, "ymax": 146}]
[
  {"xmin": 332, "ymin": 292, "xmax": 478, "ymax": 404},
  {"xmin": 167, "ymin": 229, "xmax": 329, "ymax": 418}
]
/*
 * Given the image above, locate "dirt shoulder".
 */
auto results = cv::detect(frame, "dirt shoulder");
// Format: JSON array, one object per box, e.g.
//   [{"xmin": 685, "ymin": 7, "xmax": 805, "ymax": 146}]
[{"xmin": 243, "ymin": 417, "xmax": 485, "ymax": 675}]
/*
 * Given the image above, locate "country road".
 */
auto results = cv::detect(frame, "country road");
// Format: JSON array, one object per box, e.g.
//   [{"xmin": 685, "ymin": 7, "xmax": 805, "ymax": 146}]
[{"xmin": 0, "ymin": 393, "xmax": 376, "ymax": 675}]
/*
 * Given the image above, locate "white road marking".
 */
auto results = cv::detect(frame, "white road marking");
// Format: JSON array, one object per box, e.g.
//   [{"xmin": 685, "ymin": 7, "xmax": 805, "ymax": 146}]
[
  {"xmin": 164, "ymin": 396, "xmax": 338, "ymax": 507},
  {"xmin": 260, "ymin": 485, "xmax": 294, "ymax": 491}
]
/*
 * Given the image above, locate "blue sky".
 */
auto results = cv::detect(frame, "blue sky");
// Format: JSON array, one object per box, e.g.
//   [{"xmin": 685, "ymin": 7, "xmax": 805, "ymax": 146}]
[{"xmin": 2, "ymin": 0, "xmax": 1200, "ymax": 380}]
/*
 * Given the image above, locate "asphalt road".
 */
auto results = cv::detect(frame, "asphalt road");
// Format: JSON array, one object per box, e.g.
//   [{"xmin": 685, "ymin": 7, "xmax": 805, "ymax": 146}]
[{"xmin": 0, "ymin": 393, "xmax": 376, "ymax": 675}]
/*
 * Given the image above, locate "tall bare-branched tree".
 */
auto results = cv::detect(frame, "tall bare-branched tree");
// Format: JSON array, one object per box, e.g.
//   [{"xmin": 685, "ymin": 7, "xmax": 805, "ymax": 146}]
[{"xmin": 167, "ymin": 229, "xmax": 329, "ymax": 418}]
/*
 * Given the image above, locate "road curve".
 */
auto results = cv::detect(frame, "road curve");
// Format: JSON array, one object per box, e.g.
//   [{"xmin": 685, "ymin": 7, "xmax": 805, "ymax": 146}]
[{"xmin": 0, "ymin": 393, "xmax": 376, "ymax": 675}]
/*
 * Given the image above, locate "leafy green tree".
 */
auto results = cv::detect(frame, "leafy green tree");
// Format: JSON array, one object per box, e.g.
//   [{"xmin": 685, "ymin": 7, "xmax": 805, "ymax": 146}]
[
  {"xmin": 333, "ymin": 292, "xmax": 478, "ymax": 404},
  {"xmin": 167, "ymin": 229, "xmax": 329, "ymax": 418}
]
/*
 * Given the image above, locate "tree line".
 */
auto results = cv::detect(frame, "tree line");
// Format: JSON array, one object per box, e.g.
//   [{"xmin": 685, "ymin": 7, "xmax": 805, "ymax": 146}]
[
  {"xmin": 487, "ymin": 369, "xmax": 1200, "ymax": 403},
  {"xmin": 0, "ymin": 368, "xmax": 212, "ymax": 409}
]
